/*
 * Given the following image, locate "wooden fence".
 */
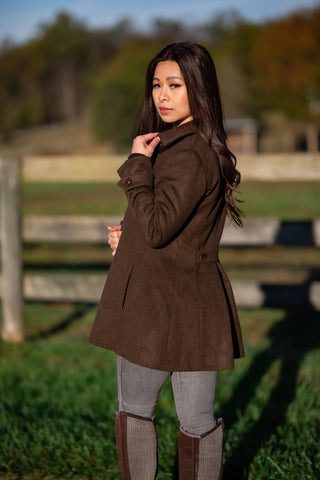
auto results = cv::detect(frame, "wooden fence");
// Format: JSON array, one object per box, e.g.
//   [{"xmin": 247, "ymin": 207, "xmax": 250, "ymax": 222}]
[{"xmin": 1, "ymin": 155, "xmax": 320, "ymax": 343}]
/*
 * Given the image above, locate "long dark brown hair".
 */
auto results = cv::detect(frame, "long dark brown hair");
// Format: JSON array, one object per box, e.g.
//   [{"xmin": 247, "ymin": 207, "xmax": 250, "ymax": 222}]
[{"xmin": 135, "ymin": 41, "xmax": 243, "ymax": 226}]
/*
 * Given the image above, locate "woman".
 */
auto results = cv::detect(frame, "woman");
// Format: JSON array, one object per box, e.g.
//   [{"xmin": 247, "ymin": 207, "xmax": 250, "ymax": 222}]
[{"xmin": 89, "ymin": 42, "xmax": 245, "ymax": 479}]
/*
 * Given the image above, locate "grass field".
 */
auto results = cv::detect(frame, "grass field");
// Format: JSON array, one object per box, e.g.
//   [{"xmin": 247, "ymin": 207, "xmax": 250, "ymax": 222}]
[
  {"xmin": 0, "ymin": 305, "xmax": 319, "ymax": 479},
  {"xmin": 22, "ymin": 181, "xmax": 320, "ymax": 218},
  {"xmin": 1, "ymin": 180, "xmax": 320, "ymax": 479}
]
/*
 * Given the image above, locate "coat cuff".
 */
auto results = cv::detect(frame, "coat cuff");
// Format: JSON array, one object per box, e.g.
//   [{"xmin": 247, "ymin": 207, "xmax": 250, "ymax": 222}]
[{"xmin": 117, "ymin": 154, "xmax": 154, "ymax": 191}]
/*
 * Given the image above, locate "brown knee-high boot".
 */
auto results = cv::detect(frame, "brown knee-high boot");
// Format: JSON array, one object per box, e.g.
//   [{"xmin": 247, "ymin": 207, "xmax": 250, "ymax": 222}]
[
  {"xmin": 115, "ymin": 411, "xmax": 157, "ymax": 480},
  {"xmin": 178, "ymin": 419, "xmax": 224, "ymax": 480}
]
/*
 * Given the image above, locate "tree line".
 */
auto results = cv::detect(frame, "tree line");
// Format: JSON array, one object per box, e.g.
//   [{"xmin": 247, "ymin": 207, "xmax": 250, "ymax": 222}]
[{"xmin": 0, "ymin": 7, "xmax": 319, "ymax": 151}]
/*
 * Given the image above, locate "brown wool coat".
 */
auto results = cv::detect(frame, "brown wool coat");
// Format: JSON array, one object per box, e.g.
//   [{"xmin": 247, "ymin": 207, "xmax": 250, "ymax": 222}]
[{"xmin": 89, "ymin": 121, "xmax": 244, "ymax": 371}]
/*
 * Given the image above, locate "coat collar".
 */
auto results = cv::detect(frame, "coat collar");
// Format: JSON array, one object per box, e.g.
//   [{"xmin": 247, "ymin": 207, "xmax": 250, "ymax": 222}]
[{"xmin": 158, "ymin": 121, "xmax": 198, "ymax": 152}]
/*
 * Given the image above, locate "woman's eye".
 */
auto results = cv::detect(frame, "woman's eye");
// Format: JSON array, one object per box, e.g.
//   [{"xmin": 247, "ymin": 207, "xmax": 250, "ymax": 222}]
[
  {"xmin": 170, "ymin": 83, "xmax": 181, "ymax": 89},
  {"xmin": 152, "ymin": 83, "xmax": 160, "ymax": 89}
]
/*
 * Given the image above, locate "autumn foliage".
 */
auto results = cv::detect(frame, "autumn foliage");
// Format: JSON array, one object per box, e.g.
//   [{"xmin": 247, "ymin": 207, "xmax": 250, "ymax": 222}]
[
  {"xmin": 251, "ymin": 8, "xmax": 320, "ymax": 120},
  {"xmin": 0, "ymin": 7, "xmax": 319, "ymax": 149}
]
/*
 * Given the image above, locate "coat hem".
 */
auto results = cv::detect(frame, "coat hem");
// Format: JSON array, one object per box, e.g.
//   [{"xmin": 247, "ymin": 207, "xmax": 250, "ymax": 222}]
[{"xmin": 88, "ymin": 338, "xmax": 242, "ymax": 372}]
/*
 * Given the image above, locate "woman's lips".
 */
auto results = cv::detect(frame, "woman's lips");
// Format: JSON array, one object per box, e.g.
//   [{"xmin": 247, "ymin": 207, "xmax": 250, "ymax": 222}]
[{"xmin": 159, "ymin": 107, "xmax": 172, "ymax": 115}]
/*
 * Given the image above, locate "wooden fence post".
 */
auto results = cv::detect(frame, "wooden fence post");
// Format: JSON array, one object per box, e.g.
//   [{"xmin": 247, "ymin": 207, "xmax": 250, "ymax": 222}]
[{"xmin": 0, "ymin": 157, "xmax": 24, "ymax": 342}]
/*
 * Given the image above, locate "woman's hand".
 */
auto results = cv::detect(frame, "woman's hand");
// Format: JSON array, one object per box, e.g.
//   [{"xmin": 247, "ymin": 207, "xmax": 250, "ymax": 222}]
[
  {"xmin": 107, "ymin": 225, "xmax": 122, "ymax": 256},
  {"xmin": 131, "ymin": 132, "xmax": 160, "ymax": 157}
]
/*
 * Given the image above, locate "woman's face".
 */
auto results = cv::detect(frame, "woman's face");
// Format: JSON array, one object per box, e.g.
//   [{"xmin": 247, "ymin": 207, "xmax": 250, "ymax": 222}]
[{"xmin": 152, "ymin": 60, "xmax": 193, "ymax": 126}]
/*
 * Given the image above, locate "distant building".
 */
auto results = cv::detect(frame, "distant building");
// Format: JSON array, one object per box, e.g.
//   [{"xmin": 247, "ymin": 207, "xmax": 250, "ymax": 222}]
[{"xmin": 225, "ymin": 117, "xmax": 259, "ymax": 154}]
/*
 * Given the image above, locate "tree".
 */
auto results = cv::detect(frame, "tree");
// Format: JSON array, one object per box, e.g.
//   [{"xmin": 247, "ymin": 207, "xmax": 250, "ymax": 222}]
[
  {"xmin": 204, "ymin": 12, "xmax": 260, "ymax": 119},
  {"xmin": 90, "ymin": 38, "xmax": 161, "ymax": 151},
  {"xmin": 0, "ymin": 42, "xmax": 44, "ymax": 138},
  {"xmin": 33, "ymin": 12, "xmax": 91, "ymax": 120},
  {"xmin": 0, "ymin": 12, "xmax": 124, "ymax": 138},
  {"xmin": 250, "ymin": 7, "xmax": 320, "ymax": 151}
]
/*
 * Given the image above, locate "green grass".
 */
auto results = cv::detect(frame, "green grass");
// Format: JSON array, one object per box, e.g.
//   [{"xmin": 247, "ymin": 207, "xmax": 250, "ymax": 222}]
[
  {"xmin": 0, "ymin": 305, "xmax": 319, "ymax": 479},
  {"xmin": 22, "ymin": 182, "xmax": 127, "ymax": 216},
  {"xmin": 22, "ymin": 181, "xmax": 320, "ymax": 219},
  {"xmin": 237, "ymin": 181, "xmax": 320, "ymax": 219}
]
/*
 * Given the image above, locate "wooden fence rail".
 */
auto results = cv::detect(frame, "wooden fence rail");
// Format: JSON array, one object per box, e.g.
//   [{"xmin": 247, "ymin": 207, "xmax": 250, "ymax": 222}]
[
  {"xmin": 0, "ymin": 215, "xmax": 319, "ymax": 246},
  {"xmin": 21, "ymin": 274, "xmax": 320, "ymax": 309},
  {"xmin": 1, "ymin": 156, "xmax": 319, "ymax": 343},
  {"xmin": 22, "ymin": 152, "xmax": 320, "ymax": 182}
]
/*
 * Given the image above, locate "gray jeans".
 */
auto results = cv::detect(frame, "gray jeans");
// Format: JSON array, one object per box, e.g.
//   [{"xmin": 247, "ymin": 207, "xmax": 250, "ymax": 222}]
[{"xmin": 117, "ymin": 356, "xmax": 218, "ymax": 436}]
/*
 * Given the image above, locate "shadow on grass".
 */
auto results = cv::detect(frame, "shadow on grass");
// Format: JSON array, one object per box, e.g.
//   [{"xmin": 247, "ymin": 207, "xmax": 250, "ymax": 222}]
[
  {"xmin": 158, "ymin": 269, "xmax": 320, "ymax": 479},
  {"xmin": 167, "ymin": 307, "xmax": 319, "ymax": 479},
  {"xmin": 28, "ymin": 303, "xmax": 93, "ymax": 340},
  {"xmin": 221, "ymin": 273, "xmax": 320, "ymax": 479}
]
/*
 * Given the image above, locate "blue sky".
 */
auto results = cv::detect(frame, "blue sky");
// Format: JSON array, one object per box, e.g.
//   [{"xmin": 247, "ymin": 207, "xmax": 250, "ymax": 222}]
[{"xmin": 0, "ymin": 0, "xmax": 318, "ymax": 44}]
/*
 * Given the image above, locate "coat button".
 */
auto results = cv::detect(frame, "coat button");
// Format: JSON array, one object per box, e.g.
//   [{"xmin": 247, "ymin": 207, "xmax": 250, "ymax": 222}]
[
  {"xmin": 125, "ymin": 178, "xmax": 133, "ymax": 185},
  {"xmin": 200, "ymin": 253, "xmax": 207, "ymax": 260}
]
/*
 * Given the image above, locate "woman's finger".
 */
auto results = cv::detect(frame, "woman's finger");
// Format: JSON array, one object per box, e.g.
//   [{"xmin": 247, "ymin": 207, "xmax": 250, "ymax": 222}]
[
  {"xmin": 131, "ymin": 133, "xmax": 160, "ymax": 156},
  {"xmin": 108, "ymin": 225, "xmax": 121, "ymax": 232}
]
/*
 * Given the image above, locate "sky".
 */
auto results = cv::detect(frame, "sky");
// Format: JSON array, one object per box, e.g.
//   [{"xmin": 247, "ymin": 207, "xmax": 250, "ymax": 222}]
[{"xmin": 0, "ymin": 0, "xmax": 319, "ymax": 44}]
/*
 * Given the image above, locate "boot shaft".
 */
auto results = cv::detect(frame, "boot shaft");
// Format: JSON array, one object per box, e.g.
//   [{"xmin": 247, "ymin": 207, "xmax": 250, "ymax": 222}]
[
  {"xmin": 115, "ymin": 412, "xmax": 157, "ymax": 480},
  {"xmin": 178, "ymin": 419, "xmax": 224, "ymax": 480}
]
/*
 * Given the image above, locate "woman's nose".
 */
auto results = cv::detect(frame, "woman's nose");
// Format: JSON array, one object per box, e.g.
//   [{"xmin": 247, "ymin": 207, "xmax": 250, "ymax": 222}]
[{"xmin": 159, "ymin": 87, "xmax": 169, "ymax": 102}]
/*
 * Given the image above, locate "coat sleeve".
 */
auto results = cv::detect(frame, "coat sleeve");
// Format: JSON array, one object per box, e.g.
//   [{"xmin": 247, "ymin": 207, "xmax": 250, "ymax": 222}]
[{"xmin": 117, "ymin": 151, "xmax": 206, "ymax": 248}]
